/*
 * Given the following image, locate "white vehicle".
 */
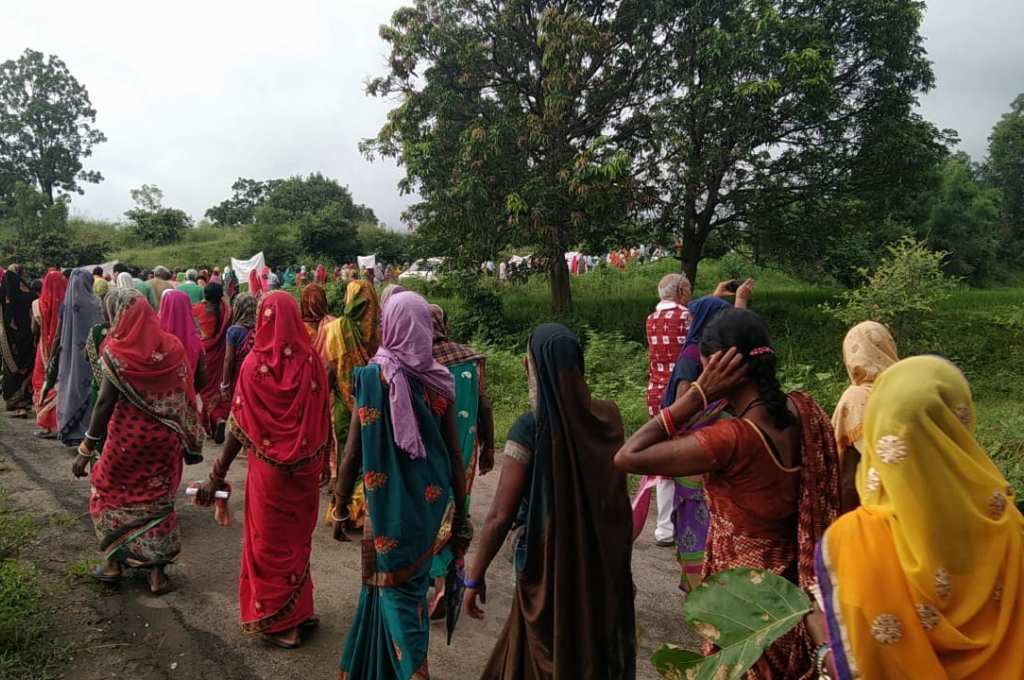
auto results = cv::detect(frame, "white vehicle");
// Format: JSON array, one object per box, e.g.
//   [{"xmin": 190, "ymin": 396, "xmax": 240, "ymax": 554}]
[{"xmin": 398, "ymin": 257, "xmax": 445, "ymax": 281}]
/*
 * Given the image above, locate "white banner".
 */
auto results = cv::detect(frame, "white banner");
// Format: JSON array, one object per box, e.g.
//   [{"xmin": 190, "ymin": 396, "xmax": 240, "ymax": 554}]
[
  {"xmin": 357, "ymin": 255, "xmax": 376, "ymax": 270},
  {"xmin": 229, "ymin": 252, "xmax": 265, "ymax": 283}
]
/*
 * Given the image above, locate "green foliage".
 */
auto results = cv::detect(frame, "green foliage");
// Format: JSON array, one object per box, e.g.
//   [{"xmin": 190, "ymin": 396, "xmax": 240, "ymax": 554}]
[
  {"xmin": 123, "ymin": 184, "xmax": 192, "ymax": 245},
  {"xmin": 986, "ymin": 93, "xmax": 1024, "ymax": 244},
  {"xmin": 357, "ymin": 223, "xmax": 412, "ymax": 263},
  {"xmin": 916, "ymin": 154, "xmax": 1004, "ymax": 283},
  {"xmin": 296, "ymin": 201, "xmax": 359, "ymax": 263},
  {"xmin": 0, "ymin": 48, "xmax": 106, "ymax": 202},
  {"xmin": 0, "ymin": 183, "xmax": 102, "ymax": 272},
  {"xmin": 651, "ymin": 569, "xmax": 811, "ymax": 680},
  {"xmin": 363, "ymin": 1, "xmax": 660, "ymax": 312},
  {"xmin": 205, "ymin": 177, "xmax": 282, "ymax": 226},
  {"xmin": 822, "ymin": 237, "xmax": 959, "ymax": 344},
  {"xmin": 435, "ymin": 271, "xmax": 510, "ymax": 346},
  {"xmin": 0, "ymin": 491, "xmax": 35, "ymax": 561}
]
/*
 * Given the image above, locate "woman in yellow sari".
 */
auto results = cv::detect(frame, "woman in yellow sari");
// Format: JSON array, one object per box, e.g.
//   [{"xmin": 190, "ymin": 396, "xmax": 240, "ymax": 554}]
[
  {"xmin": 813, "ymin": 356, "xmax": 1024, "ymax": 679},
  {"xmin": 832, "ymin": 321, "xmax": 898, "ymax": 511},
  {"xmin": 321, "ymin": 276, "xmax": 379, "ymax": 526}
]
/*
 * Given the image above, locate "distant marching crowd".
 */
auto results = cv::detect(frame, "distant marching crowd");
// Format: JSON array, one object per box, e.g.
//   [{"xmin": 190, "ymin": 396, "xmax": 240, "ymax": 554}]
[{"xmin": 0, "ymin": 256, "xmax": 1019, "ymax": 679}]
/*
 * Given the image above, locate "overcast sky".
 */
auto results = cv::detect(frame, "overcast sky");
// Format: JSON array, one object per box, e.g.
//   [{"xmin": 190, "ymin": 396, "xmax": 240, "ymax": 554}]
[{"xmin": 2, "ymin": 0, "xmax": 1022, "ymax": 228}]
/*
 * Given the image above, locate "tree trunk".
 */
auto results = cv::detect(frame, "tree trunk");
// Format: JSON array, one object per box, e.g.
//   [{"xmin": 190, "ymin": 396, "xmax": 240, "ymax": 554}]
[
  {"xmin": 42, "ymin": 179, "xmax": 54, "ymax": 204},
  {"xmin": 682, "ymin": 238, "xmax": 702, "ymax": 288},
  {"xmin": 549, "ymin": 249, "xmax": 572, "ymax": 314}
]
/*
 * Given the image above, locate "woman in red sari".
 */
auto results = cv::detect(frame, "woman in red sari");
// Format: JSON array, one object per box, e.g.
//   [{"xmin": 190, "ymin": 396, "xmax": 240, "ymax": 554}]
[
  {"xmin": 615, "ymin": 309, "xmax": 839, "ymax": 679},
  {"xmin": 71, "ymin": 290, "xmax": 204, "ymax": 595},
  {"xmin": 32, "ymin": 271, "xmax": 67, "ymax": 437},
  {"xmin": 192, "ymin": 282, "xmax": 232, "ymax": 443},
  {"xmin": 197, "ymin": 291, "xmax": 332, "ymax": 649}
]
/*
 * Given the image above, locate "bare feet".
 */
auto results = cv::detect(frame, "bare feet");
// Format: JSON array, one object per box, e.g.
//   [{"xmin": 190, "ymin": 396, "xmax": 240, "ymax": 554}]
[{"xmin": 148, "ymin": 567, "xmax": 173, "ymax": 596}]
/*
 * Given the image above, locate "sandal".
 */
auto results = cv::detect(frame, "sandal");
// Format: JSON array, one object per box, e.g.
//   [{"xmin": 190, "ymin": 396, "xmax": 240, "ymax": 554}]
[
  {"xmin": 91, "ymin": 565, "xmax": 123, "ymax": 584},
  {"xmin": 261, "ymin": 633, "xmax": 301, "ymax": 650},
  {"xmin": 299, "ymin": 617, "xmax": 320, "ymax": 631},
  {"xmin": 148, "ymin": 570, "xmax": 174, "ymax": 596}
]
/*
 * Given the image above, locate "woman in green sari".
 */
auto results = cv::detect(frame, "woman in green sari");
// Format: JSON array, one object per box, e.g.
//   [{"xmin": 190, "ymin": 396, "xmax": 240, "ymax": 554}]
[
  {"xmin": 333, "ymin": 290, "xmax": 467, "ymax": 680},
  {"xmin": 426, "ymin": 303, "xmax": 495, "ymax": 619}
]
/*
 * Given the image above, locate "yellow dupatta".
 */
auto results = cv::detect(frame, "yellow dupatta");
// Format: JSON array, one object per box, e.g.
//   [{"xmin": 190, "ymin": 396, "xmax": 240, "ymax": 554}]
[
  {"xmin": 322, "ymin": 280, "xmax": 379, "ymax": 410},
  {"xmin": 819, "ymin": 356, "xmax": 1024, "ymax": 679},
  {"xmin": 832, "ymin": 321, "xmax": 898, "ymax": 458}
]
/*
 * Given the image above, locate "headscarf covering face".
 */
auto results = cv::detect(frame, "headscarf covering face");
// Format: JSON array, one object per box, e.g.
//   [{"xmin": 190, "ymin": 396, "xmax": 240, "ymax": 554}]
[
  {"xmin": 428, "ymin": 303, "xmax": 484, "ymax": 365},
  {"xmin": 56, "ymin": 270, "xmax": 103, "ymax": 440},
  {"xmin": 1, "ymin": 267, "xmax": 34, "ymax": 369},
  {"xmin": 832, "ymin": 321, "xmax": 898, "ymax": 454},
  {"xmin": 378, "ymin": 283, "xmax": 406, "ymax": 309},
  {"xmin": 371, "ymin": 291, "xmax": 454, "ymax": 460},
  {"xmin": 159, "ymin": 290, "xmax": 203, "ymax": 373},
  {"xmin": 231, "ymin": 292, "xmax": 257, "ymax": 329},
  {"xmin": 820, "ymin": 356, "xmax": 1024, "ymax": 679},
  {"xmin": 300, "ymin": 284, "xmax": 329, "ymax": 324},
  {"xmin": 230, "ymin": 292, "xmax": 331, "ymax": 466},
  {"xmin": 115, "ymin": 272, "xmax": 134, "ymax": 289},
  {"xmin": 37, "ymin": 271, "xmax": 68, "ymax": 356}
]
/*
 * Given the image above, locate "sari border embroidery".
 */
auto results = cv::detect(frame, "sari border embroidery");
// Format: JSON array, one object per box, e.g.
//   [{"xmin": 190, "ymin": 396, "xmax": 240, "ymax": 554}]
[
  {"xmin": 240, "ymin": 564, "xmax": 311, "ymax": 634},
  {"xmin": 228, "ymin": 415, "xmax": 330, "ymax": 472},
  {"xmin": 817, "ymin": 538, "xmax": 858, "ymax": 679}
]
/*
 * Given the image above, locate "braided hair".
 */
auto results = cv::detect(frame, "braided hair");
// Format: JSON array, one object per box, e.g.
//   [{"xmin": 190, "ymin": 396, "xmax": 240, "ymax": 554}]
[{"xmin": 700, "ymin": 308, "xmax": 795, "ymax": 429}]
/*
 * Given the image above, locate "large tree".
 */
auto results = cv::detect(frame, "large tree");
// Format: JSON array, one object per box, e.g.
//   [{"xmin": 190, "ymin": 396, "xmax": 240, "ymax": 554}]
[
  {"xmin": 986, "ymin": 93, "xmax": 1024, "ymax": 244},
  {"xmin": 205, "ymin": 177, "xmax": 283, "ymax": 226},
  {"xmin": 0, "ymin": 49, "xmax": 106, "ymax": 202},
  {"xmin": 363, "ymin": 1, "xmax": 663, "ymax": 312},
  {"xmin": 634, "ymin": 0, "xmax": 940, "ymax": 283}
]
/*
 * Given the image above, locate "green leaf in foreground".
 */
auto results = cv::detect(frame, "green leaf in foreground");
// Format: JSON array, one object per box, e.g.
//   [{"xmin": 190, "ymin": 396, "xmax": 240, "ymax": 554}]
[{"xmin": 652, "ymin": 568, "xmax": 811, "ymax": 680}]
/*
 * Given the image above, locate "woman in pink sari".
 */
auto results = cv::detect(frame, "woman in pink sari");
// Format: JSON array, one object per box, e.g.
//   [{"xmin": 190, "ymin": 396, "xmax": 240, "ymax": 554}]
[
  {"xmin": 192, "ymin": 282, "xmax": 232, "ymax": 443},
  {"xmin": 197, "ymin": 292, "xmax": 332, "ymax": 649}
]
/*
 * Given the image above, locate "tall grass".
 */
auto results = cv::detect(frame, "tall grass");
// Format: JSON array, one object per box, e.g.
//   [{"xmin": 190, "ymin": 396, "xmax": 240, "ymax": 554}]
[{"xmin": 111, "ymin": 226, "xmax": 250, "ymax": 270}]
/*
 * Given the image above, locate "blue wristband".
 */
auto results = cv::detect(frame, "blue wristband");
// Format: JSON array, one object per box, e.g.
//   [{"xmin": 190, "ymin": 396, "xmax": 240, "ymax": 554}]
[{"xmin": 463, "ymin": 576, "xmax": 482, "ymax": 589}]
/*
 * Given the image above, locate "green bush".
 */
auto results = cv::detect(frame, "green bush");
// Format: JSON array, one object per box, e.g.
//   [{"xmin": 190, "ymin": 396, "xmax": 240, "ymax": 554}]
[
  {"xmin": 112, "ymin": 225, "xmax": 250, "ymax": 270},
  {"xmin": 821, "ymin": 237, "xmax": 959, "ymax": 344}
]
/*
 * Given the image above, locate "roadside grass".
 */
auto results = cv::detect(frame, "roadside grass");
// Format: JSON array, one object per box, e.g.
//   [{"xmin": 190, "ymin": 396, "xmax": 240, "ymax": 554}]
[
  {"xmin": 0, "ymin": 488, "xmax": 68, "ymax": 679},
  {"xmin": 415, "ymin": 256, "xmax": 1024, "ymax": 493}
]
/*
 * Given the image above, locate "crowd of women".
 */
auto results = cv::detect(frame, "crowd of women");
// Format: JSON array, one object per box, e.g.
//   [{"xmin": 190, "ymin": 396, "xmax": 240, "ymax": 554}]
[{"xmin": 1, "ymin": 259, "xmax": 1022, "ymax": 679}]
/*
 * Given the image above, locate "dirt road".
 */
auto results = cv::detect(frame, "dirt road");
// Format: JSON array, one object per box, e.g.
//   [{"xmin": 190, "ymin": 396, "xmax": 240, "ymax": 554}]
[{"xmin": 1, "ymin": 415, "xmax": 696, "ymax": 679}]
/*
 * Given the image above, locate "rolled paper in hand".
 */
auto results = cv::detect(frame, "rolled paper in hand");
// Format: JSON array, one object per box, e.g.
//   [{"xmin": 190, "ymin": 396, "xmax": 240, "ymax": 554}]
[
  {"xmin": 186, "ymin": 482, "xmax": 234, "ymax": 527},
  {"xmin": 185, "ymin": 487, "xmax": 230, "ymax": 499}
]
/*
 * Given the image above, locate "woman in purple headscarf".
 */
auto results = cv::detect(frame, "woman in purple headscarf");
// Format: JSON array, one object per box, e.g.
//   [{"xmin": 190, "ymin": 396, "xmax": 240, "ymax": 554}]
[{"xmin": 332, "ymin": 290, "xmax": 469, "ymax": 680}]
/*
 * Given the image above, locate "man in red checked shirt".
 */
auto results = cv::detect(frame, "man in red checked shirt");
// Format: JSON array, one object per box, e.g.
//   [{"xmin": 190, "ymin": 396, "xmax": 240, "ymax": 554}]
[{"xmin": 644, "ymin": 273, "xmax": 691, "ymax": 546}]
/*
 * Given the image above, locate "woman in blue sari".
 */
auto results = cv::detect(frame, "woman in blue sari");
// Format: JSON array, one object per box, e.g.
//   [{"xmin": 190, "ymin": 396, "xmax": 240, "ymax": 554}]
[{"xmin": 333, "ymin": 290, "xmax": 468, "ymax": 680}]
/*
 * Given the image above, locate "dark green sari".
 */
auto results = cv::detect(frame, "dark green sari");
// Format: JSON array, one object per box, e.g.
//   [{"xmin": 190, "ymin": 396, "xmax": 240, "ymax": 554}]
[
  {"xmin": 429, "ymin": 359, "xmax": 480, "ymax": 580},
  {"xmin": 339, "ymin": 364, "xmax": 451, "ymax": 680}
]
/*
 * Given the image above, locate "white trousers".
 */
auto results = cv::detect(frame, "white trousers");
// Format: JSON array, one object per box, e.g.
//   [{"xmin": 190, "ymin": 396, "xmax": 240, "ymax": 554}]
[{"xmin": 654, "ymin": 478, "xmax": 675, "ymax": 542}]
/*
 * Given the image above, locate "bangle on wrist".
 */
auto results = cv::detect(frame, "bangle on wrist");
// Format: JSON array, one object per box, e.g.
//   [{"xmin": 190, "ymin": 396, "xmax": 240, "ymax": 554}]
[
  {"xmin": 463, "ymin": 575, "xmax": 483, "ymax": 589},
  {"xmin": 691, "ymin": 382, "xmax": 709, "ymax": 410},
  {"xmin": 659, "ymin": 408, "xmax": 678, "ymax": 438}
]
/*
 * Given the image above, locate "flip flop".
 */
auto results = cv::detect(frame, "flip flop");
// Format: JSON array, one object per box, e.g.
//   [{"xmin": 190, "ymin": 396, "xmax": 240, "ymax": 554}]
[
  {"xmin": 91, "ymin": 565, "xmax": 123, "ymax": 584},
  {"xmin": 261, "ymin": 634, "xmax": 301, "ymax": 650},
  {"xmin": 298, "ymin": 617, "xmax": 320, "ymax": 631},
  {"xmin": 149, "ymin": 580, "xmax": 175, "ymax": 597},
  {"xmin": 33, "ymin": 430, "xmax": 57, "ymax": 439}
]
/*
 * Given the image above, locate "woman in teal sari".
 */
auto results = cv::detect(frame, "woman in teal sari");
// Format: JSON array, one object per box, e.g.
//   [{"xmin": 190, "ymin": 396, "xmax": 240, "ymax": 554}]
[{"xmin": 333, "ymin": 290, "xmax": 468, "ymax": 680}]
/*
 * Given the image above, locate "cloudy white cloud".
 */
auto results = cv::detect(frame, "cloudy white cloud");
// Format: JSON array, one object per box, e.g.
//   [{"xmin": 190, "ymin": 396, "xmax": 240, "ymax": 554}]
[{"xmin": 2, "ymin": 0, "xmax": 1021, "ymax": 228}]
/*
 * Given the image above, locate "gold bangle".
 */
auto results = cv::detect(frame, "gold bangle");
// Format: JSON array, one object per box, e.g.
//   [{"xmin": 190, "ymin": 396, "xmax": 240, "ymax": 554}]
[{"xmin": 692, "ymin": 382, "xmax": 709, "ymax": 410}]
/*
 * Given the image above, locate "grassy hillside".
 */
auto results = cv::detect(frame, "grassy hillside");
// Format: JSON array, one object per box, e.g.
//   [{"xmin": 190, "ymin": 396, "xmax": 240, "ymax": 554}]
[
  {"xmin": 111, "ymin": 226, "xmax": 249, "ymax": 270},
  {"xmin": 409, "ymin": 257, "xmax": 1024, "ymax": 491}
]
